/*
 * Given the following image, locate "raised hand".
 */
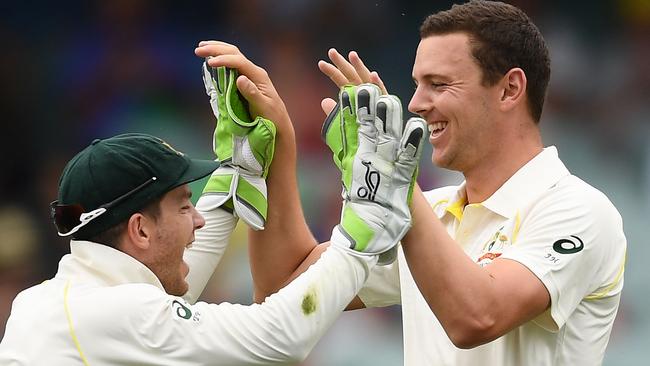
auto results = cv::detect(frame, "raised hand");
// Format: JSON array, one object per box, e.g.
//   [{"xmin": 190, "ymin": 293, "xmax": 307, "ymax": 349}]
[
  {"xmin": 326, "ymin": 84, "xmax": 426, "ymax": 264},
  {"xmin": 199, "ymin": 60, "xmax": 276, "ymax": 230},
  {"xmin": 196, "ymin": 41, "xmax": 292, "ymax": 132},
  {"xmin": 318, "ymin": 49, "xmax": 388, "ymax": 116}
]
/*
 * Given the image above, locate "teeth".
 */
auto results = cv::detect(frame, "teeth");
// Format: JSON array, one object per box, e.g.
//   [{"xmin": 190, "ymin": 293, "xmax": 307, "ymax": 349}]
[{"xmin": 428, "ymin": 122, "xmax": 447, "ymax": 134}]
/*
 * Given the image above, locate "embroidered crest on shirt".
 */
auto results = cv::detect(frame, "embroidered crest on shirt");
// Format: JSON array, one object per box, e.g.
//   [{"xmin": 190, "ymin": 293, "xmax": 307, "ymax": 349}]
[{"xmin": 477, "ymin": 226, "xmax": 512, "ymax": 267}]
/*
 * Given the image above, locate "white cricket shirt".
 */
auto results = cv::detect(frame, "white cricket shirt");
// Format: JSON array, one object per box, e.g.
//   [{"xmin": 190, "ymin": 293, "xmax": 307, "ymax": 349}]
[
  {"xmin": 0, "ymin": 208, "xmax": 375, "ymax": 365},
  {"xmin": 359, "ymin": 146, "xmax": 626, "ymax": 365}
]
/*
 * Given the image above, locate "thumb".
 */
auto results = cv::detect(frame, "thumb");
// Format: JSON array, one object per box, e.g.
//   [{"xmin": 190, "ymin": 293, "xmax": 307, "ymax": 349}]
[
  {"xmin": 321, "ymin": 97, "xmax": 337, "ymax": 116},
  {"xmin": 236, "ymin": 75, "xmax": 262, "ymax": 104}
]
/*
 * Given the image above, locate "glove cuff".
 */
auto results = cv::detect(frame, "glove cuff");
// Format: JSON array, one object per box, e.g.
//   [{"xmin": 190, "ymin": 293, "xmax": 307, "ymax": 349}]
[
  {"xmin": 330, "ymin": 225, "xmax": 377, "ymax": 259},
  {"xmin": 233, "ymin": 175, "xmax": 268, "ymax": 230},
  {"xmin": 201, "ymin": 167, "xmax": 238, "ymax": 212}
]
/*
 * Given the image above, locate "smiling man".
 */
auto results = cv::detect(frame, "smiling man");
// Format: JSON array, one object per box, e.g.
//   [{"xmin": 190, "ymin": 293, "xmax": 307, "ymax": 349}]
[
  {"xmin": 248, "ymin": 1, "xmax": 627, "ymax": 365},
  {"xmin": 0, "ymin": 57, "xmax": 423, "ymax": 364}
]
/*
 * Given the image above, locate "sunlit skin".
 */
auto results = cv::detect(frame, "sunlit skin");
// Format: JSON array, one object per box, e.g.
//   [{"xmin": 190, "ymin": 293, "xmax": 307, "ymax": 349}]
[
  {"xmin": 121, "ymin": 184, "xmax": 205, "ymax": 296},
  {"xmin": 409, "ymin": 33, "xmax": 503, "ymax": 175},
  {"xmin": 408, "ymin": 33, "xmax": 542, "ymax": 203},
  {"xmin": 196, "ymin": 36, "xmax": 551, "ymax": 349},
  {"xmin": 313, "ymin": 34, "xmax": 549, "ymax": 345}
]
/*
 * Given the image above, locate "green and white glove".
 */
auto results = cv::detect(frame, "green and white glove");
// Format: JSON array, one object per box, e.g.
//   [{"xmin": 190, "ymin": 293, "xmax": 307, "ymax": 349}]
[
  {"xmin": 200, "ymin": 60, "xmax": 276, "ymax": 230},
  {"xmin": 323, "ymin": 84, "xmax": 426, "ymax": 264}
]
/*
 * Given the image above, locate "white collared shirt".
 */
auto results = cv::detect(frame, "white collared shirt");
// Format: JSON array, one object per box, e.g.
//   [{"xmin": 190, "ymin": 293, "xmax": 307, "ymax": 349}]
[
  {"xmin": 359, "ymin": 146, "xmax": 626, "ymax": 365},
  {"xmin": 0, "ymin": 208, "xmax": 375, "ymax": 365}
]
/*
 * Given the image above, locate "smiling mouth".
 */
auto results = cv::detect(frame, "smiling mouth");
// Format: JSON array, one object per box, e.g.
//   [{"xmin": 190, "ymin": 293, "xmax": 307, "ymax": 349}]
[{"xmin": 428, "ymin": 122, "xmax": 448, "ymax": 138}]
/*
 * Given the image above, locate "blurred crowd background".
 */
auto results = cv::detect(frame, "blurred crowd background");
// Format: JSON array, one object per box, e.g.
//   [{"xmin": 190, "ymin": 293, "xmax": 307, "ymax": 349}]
[{"xmin": 1, "ymin": 0, "xmax": 648, "ymax": 364}]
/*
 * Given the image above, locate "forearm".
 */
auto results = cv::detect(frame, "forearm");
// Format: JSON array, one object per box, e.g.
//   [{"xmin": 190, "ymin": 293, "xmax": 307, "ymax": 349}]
[
  {"xmin": 194, "ymin": 42, "xmax": 322, "ymax": 303},
  {"xmin": 188, "ymin": 246, "xmax": 374, "ymax": 364},
  {"xmin": 248, "ymin": 116, "xmax": 319, "ymax": 302},
  {"xmin": 251, "ymin": 246, "xmax": 374, "ymax": 361},
  {"xmin": 402, "ymin": 187, "xmax": 527, "ymax": 347}
]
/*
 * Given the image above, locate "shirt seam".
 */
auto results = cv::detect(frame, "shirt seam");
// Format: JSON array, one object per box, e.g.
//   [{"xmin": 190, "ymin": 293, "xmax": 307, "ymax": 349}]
[{"xmin": 64, "ymin": 280, "xmax": 91, "ymax": 366}]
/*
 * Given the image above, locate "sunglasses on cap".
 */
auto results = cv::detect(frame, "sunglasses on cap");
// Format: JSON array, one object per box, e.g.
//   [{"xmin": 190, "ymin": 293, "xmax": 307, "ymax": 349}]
[{"xmin": 50, "ymin": 176, "xmax": 157, "ymax": 237}]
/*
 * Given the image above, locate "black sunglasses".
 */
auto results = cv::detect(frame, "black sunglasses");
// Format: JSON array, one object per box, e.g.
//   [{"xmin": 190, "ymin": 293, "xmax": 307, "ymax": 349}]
[{"xmin": 50, "ymin": 177, "xmax": 157, "ymax": 237}]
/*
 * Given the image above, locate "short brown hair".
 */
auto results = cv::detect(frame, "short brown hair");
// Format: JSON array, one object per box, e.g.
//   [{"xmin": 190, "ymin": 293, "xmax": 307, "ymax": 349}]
[{"xmin": 420, "ymin": 0, "xmax": 550, "ymax": 122}]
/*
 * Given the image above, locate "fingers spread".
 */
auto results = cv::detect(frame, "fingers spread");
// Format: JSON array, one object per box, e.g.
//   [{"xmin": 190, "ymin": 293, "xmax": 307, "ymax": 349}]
[
  {"xmin": 318, "ymin": 48, "xmax": 388, "ymax": 94},
  {"xmin": 370, "ymin": 71, "xmax": 388, "ymax": 95},
  {"xmin": 328, "ymin": 48, "xmax": 362, "ymax": 85},
  {"xmin": 348, "ymin": 51, "xmax": 373, "ymax": 83},
  {"xmin": 318, "ymin": 60, "xmax": 349, "ymax": 88}
]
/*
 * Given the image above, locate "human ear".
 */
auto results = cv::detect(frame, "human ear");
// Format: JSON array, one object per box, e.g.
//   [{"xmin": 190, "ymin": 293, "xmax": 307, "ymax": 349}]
[
  {"xmin": 499, "ymin": 68, "xmax": 526, "ymax": 112},
  {"xmin": 126, "ymin": 213, "xmax": 151, "ymax": 250}
]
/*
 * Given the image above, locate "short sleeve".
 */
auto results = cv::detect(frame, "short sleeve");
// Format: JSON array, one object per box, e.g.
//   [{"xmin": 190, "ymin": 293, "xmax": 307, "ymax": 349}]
[{"xmin": 499, "ymin": 179, "xmax": 626, "ymax": 331}]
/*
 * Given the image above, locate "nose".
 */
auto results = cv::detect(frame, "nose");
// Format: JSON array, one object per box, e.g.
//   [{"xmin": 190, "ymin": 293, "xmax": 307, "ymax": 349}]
[
  {"xmin": 192, "ymin": 206, "xmax": 206, "ymax": 230},
  {"xmin": 408, "ymin": 85, "xmax": 427, "ymax": 116}
]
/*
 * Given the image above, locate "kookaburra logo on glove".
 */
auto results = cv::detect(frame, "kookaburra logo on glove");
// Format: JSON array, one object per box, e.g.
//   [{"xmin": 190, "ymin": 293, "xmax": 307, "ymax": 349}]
[
  {"xmin": 322, "ymin": 83, "xmax": 427, "ymax": 265},
  {"xmin": 358, "ymin": 160, "xmax": 380, "ymax": 201}
]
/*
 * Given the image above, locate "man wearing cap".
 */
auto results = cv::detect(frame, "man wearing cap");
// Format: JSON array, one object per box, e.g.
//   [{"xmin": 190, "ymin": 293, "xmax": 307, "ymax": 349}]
[{"xmin": 0, "ymin": 49, "xmax": 427, "ymax": 364}]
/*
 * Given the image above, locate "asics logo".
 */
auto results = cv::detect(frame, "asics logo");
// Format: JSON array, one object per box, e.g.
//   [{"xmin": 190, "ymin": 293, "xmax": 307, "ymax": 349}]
[{"xmin": 357, "ymin": 160, "xmax": 380, "ymax": 201}]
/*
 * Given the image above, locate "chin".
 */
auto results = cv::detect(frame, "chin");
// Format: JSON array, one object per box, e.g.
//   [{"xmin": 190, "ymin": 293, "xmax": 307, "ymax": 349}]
[
  {"xmin": 432, "ymin": 153, "xmax": 450, "ymax": 169},
  {"xmin": 163, "ymin": 270, "xmax": 189, "ymax": 296},
  {"xmin": 432, "ymin": 149, "xmax": 464, "ymax": 172},
  {"xmin": 166, "ymin": 281, "xmax": 189, "ymax": 297}
]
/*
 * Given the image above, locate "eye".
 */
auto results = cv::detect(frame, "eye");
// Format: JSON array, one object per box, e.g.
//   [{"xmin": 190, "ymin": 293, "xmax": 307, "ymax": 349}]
[{"xmin": 431, "ymin": 82, "xmax": 448, "ymax": 88}]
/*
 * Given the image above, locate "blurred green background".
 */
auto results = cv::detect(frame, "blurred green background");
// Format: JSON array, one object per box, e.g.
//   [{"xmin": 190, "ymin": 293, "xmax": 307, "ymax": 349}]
[{"xmin": 0, "ymin": 0, "xmax": 648, "ymax": 364}]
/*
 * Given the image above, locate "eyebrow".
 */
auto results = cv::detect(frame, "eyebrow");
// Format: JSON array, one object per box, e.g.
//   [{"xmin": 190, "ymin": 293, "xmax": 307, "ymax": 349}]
[
  {"xmin": 178, "ymin": 188, "xmax": 192, "ymax": 202},
  {"xmin": 413, "ymin": 73, "xmax": 453, "ymax": 83}
]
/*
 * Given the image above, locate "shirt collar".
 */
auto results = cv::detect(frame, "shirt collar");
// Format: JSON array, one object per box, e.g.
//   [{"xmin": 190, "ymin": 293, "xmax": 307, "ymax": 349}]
[
  {"xmin": 441, "ymin": 146, "xmax": 570, "ymax": 220},
  {"xmin": 55, "ymin": 240, "xmax": 165, "ymax": 291},
  {"xmin": 482, "ymin": 146, "xmax": 570, "ymax": 218},
  {"xmin": 443, "ymin": 183, "xmax": 468, "ymax": 221}
]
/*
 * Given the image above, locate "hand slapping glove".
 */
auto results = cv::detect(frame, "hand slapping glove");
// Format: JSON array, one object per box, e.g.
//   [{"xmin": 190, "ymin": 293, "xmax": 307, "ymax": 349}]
[
  {"xmin": 201, "ymin": 59, "xmax": 276, "ymax": 230},
  {"xmin": 323, "ymin": 84, "xmax": 426, "ymax": 264}
]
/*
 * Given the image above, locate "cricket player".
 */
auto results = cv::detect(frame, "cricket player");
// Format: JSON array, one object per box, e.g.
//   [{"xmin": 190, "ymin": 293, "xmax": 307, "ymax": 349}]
[
  {"xmin": 0, "ymin": 47, "xmax": 427, "ymax": 364},
  {"xmin": 245, "ymin": 1, "xmax": 627, "ymax": 365}
]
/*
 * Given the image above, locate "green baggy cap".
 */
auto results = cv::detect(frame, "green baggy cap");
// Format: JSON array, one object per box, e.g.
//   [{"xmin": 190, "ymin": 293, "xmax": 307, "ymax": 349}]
[{"xmin": 55, "ymin": 133, "xmax": 219, "ymax": 238}]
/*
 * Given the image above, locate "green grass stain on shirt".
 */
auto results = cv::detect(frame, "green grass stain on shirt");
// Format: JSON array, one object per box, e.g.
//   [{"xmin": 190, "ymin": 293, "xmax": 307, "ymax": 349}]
[{"xmin": 301, "ymin": 287, "xmax": 318, "ymax": 315}]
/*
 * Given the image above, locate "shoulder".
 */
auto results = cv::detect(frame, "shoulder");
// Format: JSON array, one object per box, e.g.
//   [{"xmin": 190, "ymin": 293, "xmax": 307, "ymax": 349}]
[
  {"xmin": 6, "ymin": 283, "xmax": 48, "ymax": 314},
  {"xmin": 71, "ymin": 283, "xmax": 170, "ymax": 325},
  {"xmin": 521, "ymin": 174, "xmax": 626, "ymax": 259},
  {"xmin": 538, "ymin": 174, "xmax": 622, "ymax": 225}
]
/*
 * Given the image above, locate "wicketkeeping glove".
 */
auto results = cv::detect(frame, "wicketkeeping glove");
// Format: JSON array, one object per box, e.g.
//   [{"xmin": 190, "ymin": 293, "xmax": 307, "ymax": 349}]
[
  {"xmin": 323, "ymin": 84, "xmax": 426, "ymax": 264},
  {"xmin": 200, "ymin": 60, "xmax": 276, "ymax": 230}
]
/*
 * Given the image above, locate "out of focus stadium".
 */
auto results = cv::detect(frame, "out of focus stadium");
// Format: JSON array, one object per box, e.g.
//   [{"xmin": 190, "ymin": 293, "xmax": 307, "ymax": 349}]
[{"xmin": 0, "ymin": 1, "xmax": 647, "ymax": 364}]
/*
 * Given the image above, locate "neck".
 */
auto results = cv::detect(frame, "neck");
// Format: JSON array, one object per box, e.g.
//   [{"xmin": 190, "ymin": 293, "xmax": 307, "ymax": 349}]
[{"xmin": 464, "ymin": 129, "xmax": 542, "ymax": 204}]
